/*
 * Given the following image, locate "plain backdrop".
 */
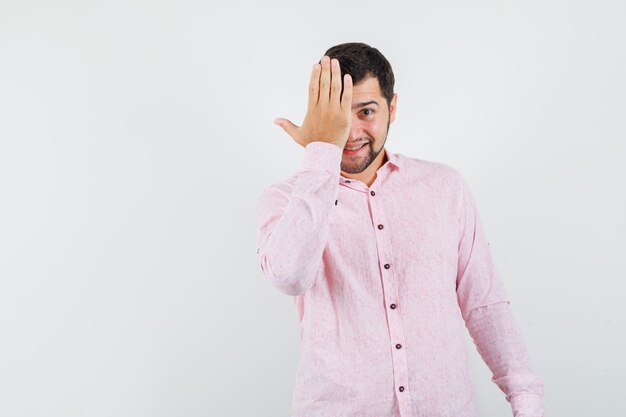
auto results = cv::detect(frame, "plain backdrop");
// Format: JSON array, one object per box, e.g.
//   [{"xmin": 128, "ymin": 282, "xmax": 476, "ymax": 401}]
[{"xmin": 1, "ymin": 0, "xmax": 624, "ymax": 416}]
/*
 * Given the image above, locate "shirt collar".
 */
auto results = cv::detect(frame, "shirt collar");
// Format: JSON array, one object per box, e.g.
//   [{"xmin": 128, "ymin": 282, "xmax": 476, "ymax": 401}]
[
  {"xmin": 384, "ymin": 147, "xmax": 403, "ymax": 170},
  {"xmin": 338, "ymin": 147, "xmax": 403, "ymax": 188}
]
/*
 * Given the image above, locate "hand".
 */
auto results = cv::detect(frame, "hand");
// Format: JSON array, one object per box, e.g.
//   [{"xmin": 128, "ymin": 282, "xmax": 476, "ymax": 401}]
[{"xmin": 274, "ymin": 55, "xmax": 353, "ymax": 150}]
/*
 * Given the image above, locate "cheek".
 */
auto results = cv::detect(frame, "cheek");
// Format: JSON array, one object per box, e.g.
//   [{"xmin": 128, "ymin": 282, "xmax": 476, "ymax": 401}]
[{"xmin": 366, "ymin": 120, "xmax": 383, "ymax": 136}]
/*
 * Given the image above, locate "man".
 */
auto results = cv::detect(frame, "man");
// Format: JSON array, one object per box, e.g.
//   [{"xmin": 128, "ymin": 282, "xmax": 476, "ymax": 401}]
[{"xmin": 255, "ymin": 42, "xmax": 544, "ymax": 417}]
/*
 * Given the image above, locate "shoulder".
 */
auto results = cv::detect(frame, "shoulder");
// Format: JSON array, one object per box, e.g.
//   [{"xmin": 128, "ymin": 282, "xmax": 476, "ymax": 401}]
[
  {"xmin": 396, "ymin": 153, "xmax": 465, "ymax": 188},
  {"xmin": 395, "ymin": 154, "xmax": 473, "ymax": 221}
]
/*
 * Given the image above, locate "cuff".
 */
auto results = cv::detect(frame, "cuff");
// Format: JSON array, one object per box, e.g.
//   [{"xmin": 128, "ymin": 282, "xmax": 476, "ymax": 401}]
[
  {"xmin": 509, "ymin": 392, "xmax": 544, "ymax": 417},
  {"xmin": 301, "ymin": 141, "xmax": 343, "ymax": 175}
]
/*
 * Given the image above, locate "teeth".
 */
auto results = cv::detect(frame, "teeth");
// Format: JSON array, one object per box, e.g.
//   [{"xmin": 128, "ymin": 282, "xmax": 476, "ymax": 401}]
[{"xmin": 345, "ymin": 144, "xmax": 366, "ymax": 151}]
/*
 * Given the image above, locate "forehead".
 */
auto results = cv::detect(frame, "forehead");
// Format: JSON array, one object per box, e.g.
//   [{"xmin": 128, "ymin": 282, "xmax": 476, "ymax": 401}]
[{"xmin": 352, "ymin": 76, "xmax": 383, "ymax": 99}]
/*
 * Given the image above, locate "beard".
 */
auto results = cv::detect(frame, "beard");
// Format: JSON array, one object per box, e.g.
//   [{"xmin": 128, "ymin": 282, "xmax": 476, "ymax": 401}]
[
  {"xmin": 341, "ymin": 142, "xmax": 377, "ymax": 174},
  {"xmin": 340, "ymin": 118, "xmax": 390, "ymax": 174}
]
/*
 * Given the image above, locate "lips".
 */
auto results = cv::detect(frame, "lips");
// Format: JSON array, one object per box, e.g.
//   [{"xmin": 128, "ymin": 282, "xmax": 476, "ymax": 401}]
[
  {"xmin": 343, "ymin": 142, "xmax": 368, "ymax": 155},
  {"xmin": 344, "ymin": 142, "xmax": 368, "ymax": 151}
]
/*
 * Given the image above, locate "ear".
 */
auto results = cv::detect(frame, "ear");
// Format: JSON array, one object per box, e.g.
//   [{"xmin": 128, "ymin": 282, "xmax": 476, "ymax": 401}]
[{"xmin": 388, "ymin": 93, "xmax": 398, "ymax": 124}]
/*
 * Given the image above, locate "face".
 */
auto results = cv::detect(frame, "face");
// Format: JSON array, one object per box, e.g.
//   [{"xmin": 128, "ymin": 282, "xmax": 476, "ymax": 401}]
[{"xmin": 341, "ymin": 76, "xmax": 397, "ymax": 174}]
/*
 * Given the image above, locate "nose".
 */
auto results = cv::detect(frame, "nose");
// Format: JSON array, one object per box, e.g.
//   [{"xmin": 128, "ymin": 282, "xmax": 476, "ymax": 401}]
[{"xmin": 348, "ymin": 119, "xmax": 366, "ymax": 142}]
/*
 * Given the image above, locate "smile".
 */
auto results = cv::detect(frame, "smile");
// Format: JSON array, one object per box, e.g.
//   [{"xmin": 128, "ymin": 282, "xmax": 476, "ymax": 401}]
[{"xmin": 343, "ymin": 143, "xmax": 368, "ymax": 155}]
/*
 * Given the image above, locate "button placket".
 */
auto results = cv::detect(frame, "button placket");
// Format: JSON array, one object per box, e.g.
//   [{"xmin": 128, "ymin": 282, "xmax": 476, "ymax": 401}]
[
  {"xmin": 368, "ymin": 188, "xmax": 413, "ymax": 415},
  {"xmin": 340, "ymin": 178, "xmax": 370, "ymax": 193}
]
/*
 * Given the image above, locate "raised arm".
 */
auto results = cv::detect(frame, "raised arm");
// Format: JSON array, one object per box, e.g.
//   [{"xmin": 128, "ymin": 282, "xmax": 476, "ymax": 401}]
[
  {"xmin": 255, "ymin": 55, "xmax": 352, "ymax": 296},
  {"xmin": 255, "ymin": 142, "xmax": 342, "ymax": 295}
]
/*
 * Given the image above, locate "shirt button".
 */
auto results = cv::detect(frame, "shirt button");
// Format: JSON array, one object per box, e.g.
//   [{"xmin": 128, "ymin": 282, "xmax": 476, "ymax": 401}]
[
  {"xmin": 345, "ymin": 180, "xmax": 351, "ymax": 183},
  {"xmin": 399, "ymin": 386, "xmax": 405, "ymax": 392},
  {"xmin": 390, "ymin": 303, "xmax": 396, "ymax": 309},
  {"xmin": 370, "ymin": 190, "xmax": 375, "ymax": 196},
  {"xmin": 384, "ymin": 263, "xmax": 390, "ymax": 269},
  {"xmin": 377, "ymin": 224, "xmax": 384, "ymax": 229},
  {"xmin": 396, "ymin": 343, "xmax": 402, "ymax": 349}
]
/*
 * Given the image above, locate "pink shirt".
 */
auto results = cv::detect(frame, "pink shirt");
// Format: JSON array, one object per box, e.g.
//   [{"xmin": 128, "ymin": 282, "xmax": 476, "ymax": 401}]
[{"xmin": 255, "ymin": 141, "xmax": 544, "ymax": 417}]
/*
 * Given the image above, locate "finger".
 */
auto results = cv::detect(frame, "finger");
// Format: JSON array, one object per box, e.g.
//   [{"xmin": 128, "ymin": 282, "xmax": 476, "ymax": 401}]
[
  {"xmin": 308, "ymin": 63, "xmax": 321, "ymax": 109},
  {"xmin": 330, "ymin": 58, "xmax": 342, "ymax": 106},
  {"xmin": 274, "ymin": 118, "xmax": 299, "ymax": 139},
  {"xmin": 340, "ymin": 73, "xmax": 353, "ymax": 112},
  {"xmin": 319, "ymin": 55, "xmax": 331, "ymax": 107}
]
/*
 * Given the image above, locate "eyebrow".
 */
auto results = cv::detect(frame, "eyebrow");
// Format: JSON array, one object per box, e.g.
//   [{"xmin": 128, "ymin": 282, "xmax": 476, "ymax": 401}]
[{"xmin": 352, "ymin": 100, "xmax": 380, "ymax": 110}]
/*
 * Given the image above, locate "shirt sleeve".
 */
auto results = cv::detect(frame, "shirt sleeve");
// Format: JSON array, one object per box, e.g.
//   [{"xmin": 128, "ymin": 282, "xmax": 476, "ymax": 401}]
[
  {"xmin": 455, "ymin": 173, "xmax": 545, "ymax": 417},
  {"xmin": 255, "ymin": 141, "xmax": 343, "ymax": 296}
]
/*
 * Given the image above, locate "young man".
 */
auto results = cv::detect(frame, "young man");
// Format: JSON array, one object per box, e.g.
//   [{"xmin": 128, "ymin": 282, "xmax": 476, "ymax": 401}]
[{"xmin": 256, "ymin": 42, "xmax": 544, "ymax": 417}]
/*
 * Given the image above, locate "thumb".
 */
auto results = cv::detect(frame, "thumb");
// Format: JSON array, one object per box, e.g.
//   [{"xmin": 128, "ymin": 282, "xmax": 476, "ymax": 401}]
[{"xmin": 274, "ymin": 118, "xmax": 299, "ymax": 138}]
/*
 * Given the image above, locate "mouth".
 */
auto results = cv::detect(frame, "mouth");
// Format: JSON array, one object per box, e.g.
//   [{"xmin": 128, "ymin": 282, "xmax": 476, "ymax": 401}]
[{"xmin": 343, "ymin": 142, "xmax": 368, "ymax": 155}]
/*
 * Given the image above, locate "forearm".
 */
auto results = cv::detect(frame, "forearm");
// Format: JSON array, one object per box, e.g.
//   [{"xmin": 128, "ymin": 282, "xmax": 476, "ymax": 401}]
[
  {"xmin": 256, "ymin": 141, "xmax": 342, "ymax": 296},
  {"xmin": 465, "ymin": 301, "xmax": 544, "ymax": 417}
]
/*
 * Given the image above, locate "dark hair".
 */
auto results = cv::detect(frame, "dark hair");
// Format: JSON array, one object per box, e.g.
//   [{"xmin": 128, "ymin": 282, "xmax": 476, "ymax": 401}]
[{"xmin": 323, "ymin": 42, "xmax": 395, "ymax": 108}]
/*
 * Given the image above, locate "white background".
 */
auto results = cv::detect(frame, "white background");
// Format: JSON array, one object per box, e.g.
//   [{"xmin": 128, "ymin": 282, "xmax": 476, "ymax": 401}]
[{"xmin": 1, "ymin": 0, "xmax": 624, "ymax": 416}]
